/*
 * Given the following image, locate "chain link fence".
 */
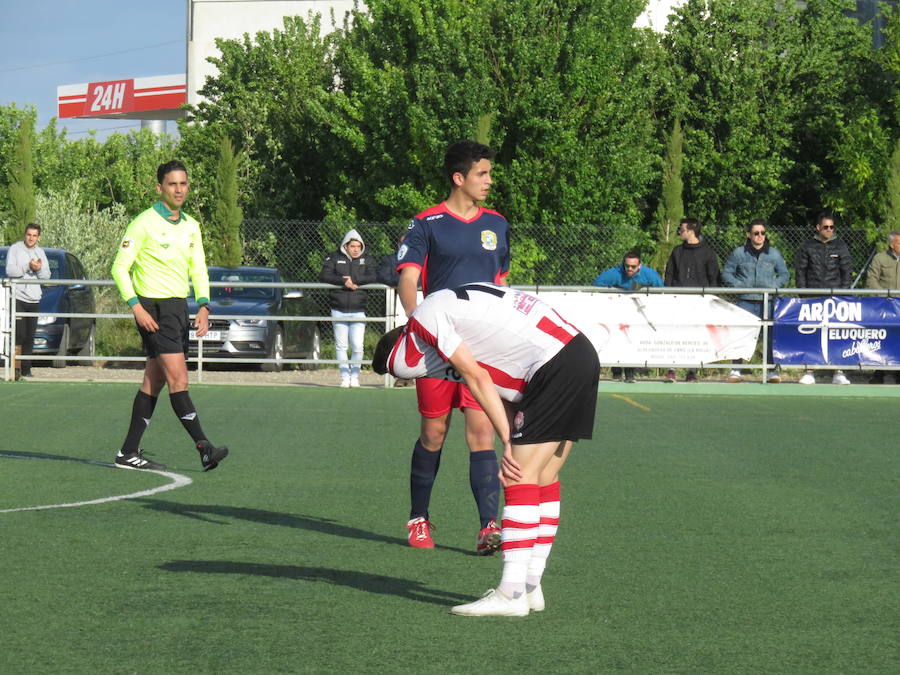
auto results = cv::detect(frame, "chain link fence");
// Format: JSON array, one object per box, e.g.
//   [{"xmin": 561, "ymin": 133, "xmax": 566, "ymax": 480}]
[{"xmin": 242, "ymin": 218, "xmax": 881, "ymax": 290}]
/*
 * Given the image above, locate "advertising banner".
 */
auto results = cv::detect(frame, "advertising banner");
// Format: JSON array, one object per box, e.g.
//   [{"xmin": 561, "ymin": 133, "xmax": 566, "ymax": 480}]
[
  {"xmin": 389, "ymin": 290, "xmax": 762, "ymax": 366},
  {"xmin": 773, "ymin": 296, "xmax": 900, "ymax": 366}
]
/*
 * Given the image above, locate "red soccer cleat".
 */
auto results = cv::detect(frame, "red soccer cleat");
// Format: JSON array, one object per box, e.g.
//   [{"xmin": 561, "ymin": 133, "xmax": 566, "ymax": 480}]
[
  {"xmin": 406, "ymin": 517, "xmax": 435, "ymax": 549},
  {"xmin": 476, "ymin": 518, "xmax": 501, "ymax": 555}
]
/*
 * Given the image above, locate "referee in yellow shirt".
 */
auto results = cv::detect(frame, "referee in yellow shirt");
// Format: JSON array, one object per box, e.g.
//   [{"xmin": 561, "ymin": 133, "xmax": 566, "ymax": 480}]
[{"xmin": 110, "ymin": 160, "xmax": 228, "ymax": 471}]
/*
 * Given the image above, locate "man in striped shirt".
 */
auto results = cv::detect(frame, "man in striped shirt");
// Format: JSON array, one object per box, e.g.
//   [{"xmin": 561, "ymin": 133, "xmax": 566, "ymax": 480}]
[{"xmin": 374, "ymin": 283, "xmax": 600, "ymax": 616}]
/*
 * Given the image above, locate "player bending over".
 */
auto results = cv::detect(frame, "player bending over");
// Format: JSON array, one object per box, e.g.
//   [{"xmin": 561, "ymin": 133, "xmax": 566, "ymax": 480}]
[{"xmin": 373, "ymin": 282, "xmax": 600, "ymax": 616}]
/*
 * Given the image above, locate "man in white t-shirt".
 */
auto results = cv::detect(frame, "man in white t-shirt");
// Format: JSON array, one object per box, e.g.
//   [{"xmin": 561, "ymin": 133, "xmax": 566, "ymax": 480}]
[{"xmin": 373, "ymin": 282, "xmax": 600, "ymax": 616}]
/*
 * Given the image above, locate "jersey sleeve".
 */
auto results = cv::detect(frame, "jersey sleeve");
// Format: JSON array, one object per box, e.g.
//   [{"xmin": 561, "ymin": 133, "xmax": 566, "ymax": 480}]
[
  {"xmin": 188, "ymin": 222, "xmax": 210, "ymax": 305},
  {"xmin": 111, "ymin": 217, "xmax": 146, "ymax": 306},
  {"xmin": 396, "ymin": 219, "xmax": 428, "ymax": 271}
]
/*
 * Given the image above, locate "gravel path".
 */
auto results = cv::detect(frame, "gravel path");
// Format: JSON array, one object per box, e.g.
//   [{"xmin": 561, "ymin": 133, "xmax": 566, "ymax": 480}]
[{"xmin": 16, "ymin": 363, "xmax": 390, "ymax": 388}]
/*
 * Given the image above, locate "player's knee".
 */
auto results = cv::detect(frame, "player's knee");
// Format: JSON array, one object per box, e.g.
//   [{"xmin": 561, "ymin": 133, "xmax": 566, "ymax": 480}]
[{"xmin": 419, "ymin": 421, "xmax": 448, "ymax": 450}]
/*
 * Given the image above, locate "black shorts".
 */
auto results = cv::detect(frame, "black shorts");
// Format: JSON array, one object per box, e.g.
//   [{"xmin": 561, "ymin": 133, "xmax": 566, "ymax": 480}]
[
  {"xmin": 510, "ymin": 332, "xmax": 600, "ymax": 445},
  {"xmin": 136, "ymin": 296, "xmax": 189, "ymax": 358}
]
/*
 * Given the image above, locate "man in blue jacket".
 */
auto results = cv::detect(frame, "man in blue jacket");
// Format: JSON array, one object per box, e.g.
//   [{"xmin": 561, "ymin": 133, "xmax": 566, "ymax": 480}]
[
  {"xmin": 593, "ymin": 251, "xmax": 663, "ymax": 382},
  {"xmin": 721, "ymin": 219, "xmax": 789, "ymax": 383}
]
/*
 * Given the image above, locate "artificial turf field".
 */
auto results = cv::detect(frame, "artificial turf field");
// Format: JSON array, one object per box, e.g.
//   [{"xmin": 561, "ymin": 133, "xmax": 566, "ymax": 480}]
[{"xmin": 1, "ymin": 381, "xmax": 897, "ymax": 673}]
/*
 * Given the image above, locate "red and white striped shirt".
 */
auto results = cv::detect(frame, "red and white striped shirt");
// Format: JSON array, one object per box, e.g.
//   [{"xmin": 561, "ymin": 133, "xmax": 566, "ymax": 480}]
[{"xmin": 387, "ymin": 283, "xmax": 582, "ymax": 402}]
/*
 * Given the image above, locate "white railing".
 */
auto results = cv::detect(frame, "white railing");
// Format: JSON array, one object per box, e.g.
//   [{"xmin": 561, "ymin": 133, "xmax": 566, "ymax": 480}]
[{"xmin": 3, "ymin": 280, "xmax": 900, "ymax": 383}]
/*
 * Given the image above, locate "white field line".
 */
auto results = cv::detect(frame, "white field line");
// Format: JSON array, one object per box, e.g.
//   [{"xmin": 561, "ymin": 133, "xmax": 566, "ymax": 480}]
[{"xmin": 0, "ymin": 453, "xmax": 192, "ymax": 513}]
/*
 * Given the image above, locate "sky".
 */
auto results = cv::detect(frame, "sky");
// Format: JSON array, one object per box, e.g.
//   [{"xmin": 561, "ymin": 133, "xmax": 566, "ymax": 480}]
[{"xmin": 0, "ymin": 0, "xmax": 187, "ymax": 140}]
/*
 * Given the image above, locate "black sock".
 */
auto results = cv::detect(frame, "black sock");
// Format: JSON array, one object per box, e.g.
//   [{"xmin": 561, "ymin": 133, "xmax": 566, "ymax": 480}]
[
  {"xmin": 469, "ymin": 450, "xmax": 500, "ymax": 528},
  {"xmin": 169, "ymin": 391, "xmax": 208, "ymax": 445},
  {"xmin": 121, "ymin": 391, "xmax": 158, "ymax": 454},
  {"xmin": 410, "ymin": 440, "xmax": 441, "ymax": 520}
]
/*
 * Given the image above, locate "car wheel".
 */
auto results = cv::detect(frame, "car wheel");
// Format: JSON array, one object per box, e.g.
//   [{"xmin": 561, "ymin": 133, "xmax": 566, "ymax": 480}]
[
  {"xmin": 300, "ymin": 327, "xmax": 321, "ymax": 370},
  {"xmin": 261, "ymin": 326, "xmax": 284, "ymax": 372},
  {"xmin": 52, "ymin": 323, "xmax": 70, "ymax": 368},
  {"xmin": 77, "ymin": 323, "xmax": 96, "ymax": 359}
]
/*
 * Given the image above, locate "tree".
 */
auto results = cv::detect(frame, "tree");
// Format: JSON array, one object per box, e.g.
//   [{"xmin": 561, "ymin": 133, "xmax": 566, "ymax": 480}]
[
  {"xmin": 5, "ymin": 116, "xmax": 36, "ymax": 244},
  {"xmin": 651, "ymin": 117, "xmax": 685, "ymax": 272},
  {"xmin": 209, "ymin": 136, "xmax": 244, "ymax": 267},
  {"xmin": 885, "ymin": 138, "xmax": 900, "ymax": 233}
]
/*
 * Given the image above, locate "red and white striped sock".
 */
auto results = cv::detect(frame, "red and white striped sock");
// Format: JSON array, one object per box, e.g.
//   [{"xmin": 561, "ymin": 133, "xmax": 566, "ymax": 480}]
[
  {"xmin": 526, "ymin": 481, "xmax": 560, "ymax": 590},
  {"xmin": 498, "ymin": 483, "xmax": 540, "ymax": 598}
]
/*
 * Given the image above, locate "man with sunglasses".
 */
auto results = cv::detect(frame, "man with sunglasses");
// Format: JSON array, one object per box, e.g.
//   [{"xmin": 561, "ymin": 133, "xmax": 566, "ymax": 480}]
[
  {"xmin": 592, "ymin": 251, "xmax": 663, "ymax": 382},
  {"xmin": 721, "ymin": 219, "xmax": 789, "ymax": 382},
  {"xmin": 795, "ymin": 212, "xmax": 852, "ymax": 385}
]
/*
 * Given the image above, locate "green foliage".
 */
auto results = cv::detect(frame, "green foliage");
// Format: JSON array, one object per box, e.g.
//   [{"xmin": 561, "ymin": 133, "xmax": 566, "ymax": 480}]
[
  {"xmin": 34, "ymin": 183, "xmax": 130, "ymax": 281},
  {"xmin": 208, "ymin": 136, "xmax": 244, "ymax": 267},
  {"xmin": 652, "ymin": 117, "xmax": 685, "ymax": 271},
  {"xmin": 885, "ymin": 137, "xmax": 900, "ymax": 232},
  {"xmin": 5, "ymin": 116, "xmax": 36, "ymax": 243}
]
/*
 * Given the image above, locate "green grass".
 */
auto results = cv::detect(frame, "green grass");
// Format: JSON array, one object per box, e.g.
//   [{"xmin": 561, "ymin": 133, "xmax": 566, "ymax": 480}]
[{"xmin": 1, "ymin": 383, "xmax": 897, "ymax": 673}]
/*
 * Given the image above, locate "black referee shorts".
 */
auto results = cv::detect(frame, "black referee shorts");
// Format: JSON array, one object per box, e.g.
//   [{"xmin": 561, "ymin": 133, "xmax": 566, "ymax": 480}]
[
  {"xmin": 510, "ymin": 332, "xmax": 600, "ymax": 445},
  {"xmin": 136, "ymin": 296, "xmax": 190, "ymax": 358}
]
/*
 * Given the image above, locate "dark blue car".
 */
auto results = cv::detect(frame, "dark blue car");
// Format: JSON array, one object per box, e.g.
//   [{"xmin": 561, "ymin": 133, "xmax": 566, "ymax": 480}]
[{"xmin": 1, "ymin": 247, "xmax": 96, "ymax": 367}]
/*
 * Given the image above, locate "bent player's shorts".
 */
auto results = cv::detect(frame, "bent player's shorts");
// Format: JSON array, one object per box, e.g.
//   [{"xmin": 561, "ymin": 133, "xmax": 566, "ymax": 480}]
[
  {"xmin": 415, "ymin": 377, "xmax": 483, "ymax": 417},
  {"xmin": 511, "ymin": 332, "xmax": 599, "ymax": 445},
  {"xmin": 136, "ymin": 296, "xmax": 190, "ymax": 358}
]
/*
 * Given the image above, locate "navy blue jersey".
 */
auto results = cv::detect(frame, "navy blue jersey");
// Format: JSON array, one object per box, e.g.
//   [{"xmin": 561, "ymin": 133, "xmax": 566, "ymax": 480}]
[{"xmin": 396, "ymin": 203, "xmax": 510, "ymax": 296}]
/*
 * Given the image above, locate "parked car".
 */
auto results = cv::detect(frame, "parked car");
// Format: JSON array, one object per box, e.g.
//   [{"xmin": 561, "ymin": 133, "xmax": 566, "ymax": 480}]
[
  {"xmin": 1, "ymin": 246, "xmax": 96, "ymax": 368},
  {"xmin": 187, "ymin": 266, "xmax": 320, "ymax": 371}
]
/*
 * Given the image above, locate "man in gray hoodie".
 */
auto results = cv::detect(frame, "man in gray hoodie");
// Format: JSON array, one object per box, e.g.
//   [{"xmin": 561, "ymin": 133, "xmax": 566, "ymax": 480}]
[{"xmin": 5, "ymin": 223, "xmax": 51, "ymax": 378}]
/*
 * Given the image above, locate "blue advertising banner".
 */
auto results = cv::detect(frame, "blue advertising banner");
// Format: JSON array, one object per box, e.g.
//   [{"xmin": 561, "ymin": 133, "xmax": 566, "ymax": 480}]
[{"xmin": 773, "ymin": 296, "xmax": 900, "ymax": 366}]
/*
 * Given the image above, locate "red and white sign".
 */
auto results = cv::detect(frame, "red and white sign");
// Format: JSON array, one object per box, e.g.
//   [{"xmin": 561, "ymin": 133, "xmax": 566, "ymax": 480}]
[{"xmin": 57, "ymin": 74, "xmax": 186, "ymax": 120}]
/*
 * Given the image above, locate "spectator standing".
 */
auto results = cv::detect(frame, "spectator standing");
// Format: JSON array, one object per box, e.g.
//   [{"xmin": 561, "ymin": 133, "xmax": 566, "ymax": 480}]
[
  {"xmin": 664, "ymin": 218, "xmax": 720, "ymax": 381},
  {"xmin": 795, "ymin": 212, "xmax": 853, "ymax": 385},
  {"xmin": 396, "ymin": 140, "xmax": 510, "ymax": 554},
  {"xmin": 864, "ymin": 231, "xmax": 900, "ymax": 383},
  {"xmin": 110, "ymin": 160, "xmax": 228, "ymax": 471},
  {"xmin": 721, "ymin": 219, "xmax": 790, "ymax": 383},
  {"xmin": 5, "ymin": 223, "xmax": 51, "ymax": 379},
  {"xmin": 592, "ymin": 250, "xmax": 663, "ymax": 382},
  {"xmin": 319, "ymin": 229, "xmax": 377, "ymax": 388}
]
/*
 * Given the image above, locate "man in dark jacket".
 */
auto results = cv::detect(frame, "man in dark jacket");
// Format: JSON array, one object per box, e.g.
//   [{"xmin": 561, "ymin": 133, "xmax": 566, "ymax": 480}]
[
  {"xmin": 319, "ymin": 228, "xmax": 377, "ymax": 387},
  {"xmin": 795, "ymin": 212, "xmax": 852, "ymax": 385},
  {"xmin": 664, "ymin": 218, "xmax": 720, "ymax": 381}
]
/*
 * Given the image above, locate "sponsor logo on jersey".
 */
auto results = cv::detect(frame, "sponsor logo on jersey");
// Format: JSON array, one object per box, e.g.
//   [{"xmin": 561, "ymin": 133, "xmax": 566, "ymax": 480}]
[
  {"xmin": 397, "ymin": 244, "xmax": 409, "ymax": 261},
  {"xmin": 425, "ymin": 214, "xmax": 444, "ymax": 221},
  {"xmin": 514, "ymin": 411, "xmax": 525, "ymax": 431},
  {"xmin": 481, "ymin": 230, "xmax": 498, "ymax": 251}
]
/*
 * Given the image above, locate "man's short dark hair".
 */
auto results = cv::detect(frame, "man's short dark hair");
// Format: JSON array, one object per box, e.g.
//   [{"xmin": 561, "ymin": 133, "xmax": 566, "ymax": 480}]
[
  {"xmin": 680, "ymin": 218, "xmax": 700, "ymax": 235},
  {"xmin": 157, "ymin": 160, "xmax": 188, "ymax": 184},
  {"xmin": 444, "ymin": 140, "xmax": 495, "ymax": 183},
  {"xmin": 372, "ymin": 325, "xmax": 406, "ymax": 375},
  {"xmin": 746, "ymin": 218, "xmax": 767, "ymax": 232},
  {"xmin": 817, "ymin": 211, "xmax": 834, "ymax": 226},
  {"xmin": 24, "ymin": 223, "xmax": 41, "ymax": 235},
  {"xmin": 622, "ymin": 250, "xmax": 641, "ymax": 263}
]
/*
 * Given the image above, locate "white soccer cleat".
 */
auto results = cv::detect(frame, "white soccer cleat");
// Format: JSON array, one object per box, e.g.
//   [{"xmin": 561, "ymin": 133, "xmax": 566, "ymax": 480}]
[
  {"xmin": 527, "ymin": 584, "xmax": 545, "ymax": 612},
  {"xmin": 767, "ymin": 370, "xmax": 782, "ymax": 383},
  {"xmin": 799, "ymin": 372, "xmax": 816, "ymax": 385},
  {"xmin": 832, "ymin": 370, "xmax": 851, "ymax": 385},
  {"xmin": 450, "ymin": 588, "xmax": 529, "ymax": 617},
  {"xmin": 726, "ymin": 369, "xmax": 743, "ymax": 383}
]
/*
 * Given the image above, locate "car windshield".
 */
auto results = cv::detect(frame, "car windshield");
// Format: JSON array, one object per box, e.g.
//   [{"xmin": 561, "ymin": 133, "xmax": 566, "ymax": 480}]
[
  {"xmin": 0, "ymin": 250, "xmax": 63, "ymax": 279},
  {"xmin": 209, "ymin": 270, "xmax": 277, "ymax": 300}
]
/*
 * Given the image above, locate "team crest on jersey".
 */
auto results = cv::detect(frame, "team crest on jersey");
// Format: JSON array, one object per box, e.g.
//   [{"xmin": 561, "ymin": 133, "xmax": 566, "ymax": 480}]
[
  {"xmin": 397, "ymin": 244, "xmax": 409, "ymax": 261},
  {"xmin": 481, "ymin": 230, "xmax": 498, "ymax": 251},
  {"xmin": 120, "ymin": 239, "xmax": 132, "ymax": 249}
]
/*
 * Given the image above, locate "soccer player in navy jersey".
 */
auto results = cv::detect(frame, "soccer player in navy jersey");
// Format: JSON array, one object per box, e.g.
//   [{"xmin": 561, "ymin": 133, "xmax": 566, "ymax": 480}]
[
  {"xmin": 373, "ymin": 283, "xmax": 600, "ymax": 615},
  {"xmin": 395, "ymin": 140, "xmax": 511, "ymax": 553}
]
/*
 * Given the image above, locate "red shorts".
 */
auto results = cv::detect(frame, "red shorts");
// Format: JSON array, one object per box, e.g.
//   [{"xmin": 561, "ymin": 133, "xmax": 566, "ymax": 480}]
[{"xmin": 415, "ymin": 377, "xmax": 483, "ymax": 417}]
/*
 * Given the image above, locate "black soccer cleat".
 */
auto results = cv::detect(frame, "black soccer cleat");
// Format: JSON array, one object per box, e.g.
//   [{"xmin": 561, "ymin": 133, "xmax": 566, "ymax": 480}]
[
  {"xmin": 197, "ymin": 440, "xmax": 229, "ymax": 472},
  {"xmin": 115, "ymin": 449, "xmax": 166, "ymax": 471}
]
